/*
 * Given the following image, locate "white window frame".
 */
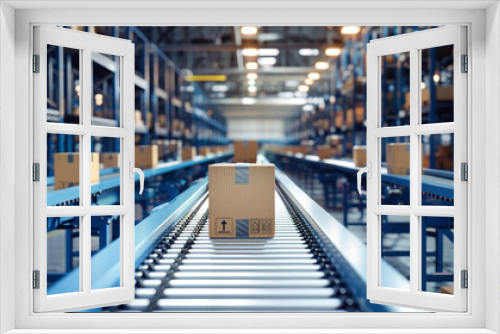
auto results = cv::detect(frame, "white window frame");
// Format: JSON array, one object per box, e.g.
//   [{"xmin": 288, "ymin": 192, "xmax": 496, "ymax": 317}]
[
  {"xmin": 1, "ymin": 2, "xmax": 498, "ymax": 333},
  {"xmin": 33, "ymin": 26, "xmax": 136, "ymax": 312},
  {"xmin": 366, "ymin": 26, "xmax": 467, "ymax": 312}
]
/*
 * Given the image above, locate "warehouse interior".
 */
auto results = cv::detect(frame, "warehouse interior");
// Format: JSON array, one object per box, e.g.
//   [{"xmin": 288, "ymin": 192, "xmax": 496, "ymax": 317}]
[{"xmin": 44, "ymin": 25, "xmax": 456, "ymax": 313}]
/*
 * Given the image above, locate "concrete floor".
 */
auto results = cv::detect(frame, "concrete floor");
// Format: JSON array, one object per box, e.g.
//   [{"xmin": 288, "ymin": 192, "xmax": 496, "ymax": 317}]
[{"xmin": 285, "ymin": 171, "xmax": 454, "ymax": 294}]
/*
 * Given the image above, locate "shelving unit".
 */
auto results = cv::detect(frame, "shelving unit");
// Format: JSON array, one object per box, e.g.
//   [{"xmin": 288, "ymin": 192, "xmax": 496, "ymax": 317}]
[{"xmin": 284, "ymin": 26, "xmax": 451, "ymax": 167}]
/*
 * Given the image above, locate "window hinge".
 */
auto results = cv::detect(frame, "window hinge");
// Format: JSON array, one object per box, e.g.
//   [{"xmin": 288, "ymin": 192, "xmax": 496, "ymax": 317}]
[
  {"xmin": 33, "ymin": 270, "xmax": 40, "ymax": 289},
  {"xmin": 461, "ymin": 162, "xmax": 468, "ymax": 181},
  {"xmin": 33, "ymin": 163, "xmax": 40, "ymax": 182},
  {"xmin": 461, "ymin": 270, "xmax": 468, "ymax": 289},
  {"xmin": 33, "ymin": 54, "xmax": 40, "ymax": 73},
  {"xmin": 461, "ymin": 54, "xmax": 468, "ymax": 73}
]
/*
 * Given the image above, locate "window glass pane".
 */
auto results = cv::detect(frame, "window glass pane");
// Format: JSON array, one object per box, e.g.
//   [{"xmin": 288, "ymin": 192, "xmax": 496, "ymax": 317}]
[
  {"xmin": 380, "ymin": 215, "xmax": 410, "ymax": 291},
  {"xmin": 420, "ymin": 45, "xmax": 454, "ymax": 124},
  {"xmin": 381, "ymin": 136, "xmax": 410, "ymax": 205},
  {"xmin": 91, "ymin": 215, "xmax": 121, "ymax": 290},
  {"xmin": 380, "ymin": 52, "xmax": 410, "ymax": 127},
  {"xmin": 47, "ymin": 45, "xmax": 80, "ymax": 124},
  {"xmin": 421, "ymin": 134, "xmax": 454, "ymax": 206},
  {"xmin": 47, "ymin": 216, "xmax": 80, "ymax": 295},
  {"xmin": 47, "ymin": 133, "xmax": 80, "ymax": 206},
  {"xmin": 91, "ymin": 52, "xmax": 120, "ymax": 127},
  {"xmin": 91, "ymin": 136, "xmax": 121, "ymax": 205},
  {"xmin": 420, "ymin": 216, "xmax": 454, "ymax": 294}
]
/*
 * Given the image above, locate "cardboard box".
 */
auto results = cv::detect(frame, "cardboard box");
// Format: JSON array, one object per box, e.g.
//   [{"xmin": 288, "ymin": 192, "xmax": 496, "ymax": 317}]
[
  {"xmin": 440, "ymin": 286, "xmax": 454, "ymax": 295},
  {"xmin": 334, "ymin": 111, "xmax": 343, "ymax": 128},
  {"xmin": 158, "ymin": 114, "xmax": 167, "ymax": 128},
  {"xmin": 435, "ymin": 145, "xmax": 453, "ymax": 171},
  {"xmin": 209, "ymin": 163, "xmax": 275, "ymax": 238},
  {"xmin": 353, "ymin": 146, "xmax": 367, "ymax": 167},
  {"xmin": 437, "ymin": 86, "xmax": 453, "ymax": 101},
  {"xmin": 199, "ymin": 147, "xmax": 211, "ymax": 156},
  {"xmin": 317, "ymin": 145, "xmax": 334, "ymax": 160},
  {"xmin": 355, "ymin": 106, "xmax": 365, "ymax": 124},
  {"xmin": 169, "ymin": 140, "xmax": 181, "ymax": 153},
  {"xmin": 135, "ymin": 110, "xmax": 143, "ymax": 125},
  {"xmin": 345, "ymin": 109, "xmax": 354, "ymax": 127},
  {"xmin": 386, "ymin": 143, "xmax": 410, "ymax": 175},
  {"xmin": 146, "ymin": 112, "xmax": 153, "ymax": 129},
  {"xmin": 182, "ymin": 146, "xmax": 197, "ymax": 161},
  {"xmin": 135, "ymin": 145, "xmax": 158, "ymax": 169},
  {"xmin": 234, "ymin": 140, "xmax": 258, "ymax": 163},
  {"xmin": 54, "ymin": 153, "xmax": 100, "ymax": 190},
  {"xmin": 101, "ymin": 153, "xmax": 120, "ymax": 169}
]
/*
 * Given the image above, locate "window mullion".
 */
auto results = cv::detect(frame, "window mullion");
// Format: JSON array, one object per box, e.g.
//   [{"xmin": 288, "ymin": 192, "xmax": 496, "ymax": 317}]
[
  {"xmin": 409, "ymin": 47, "xmax": 419, "ymax": 294},
  {"xmin": 81, "ymin": 48, "xmax": 92, "ymax": 294}
]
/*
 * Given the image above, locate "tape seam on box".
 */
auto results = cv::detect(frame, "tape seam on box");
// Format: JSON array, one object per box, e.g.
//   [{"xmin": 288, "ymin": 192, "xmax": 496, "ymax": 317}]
[{"xmin": 235, "ymin": 164, "xmax": 249, "ymax": 184}]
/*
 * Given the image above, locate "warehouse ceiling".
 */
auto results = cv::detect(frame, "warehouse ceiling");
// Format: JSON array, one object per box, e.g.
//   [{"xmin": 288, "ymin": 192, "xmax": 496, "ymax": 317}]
[{"xmin": 138, "ymin": 26, "xmax": 345, "ymax": 118}]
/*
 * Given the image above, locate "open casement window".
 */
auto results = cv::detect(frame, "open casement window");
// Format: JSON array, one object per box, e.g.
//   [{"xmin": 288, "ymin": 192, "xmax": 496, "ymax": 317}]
[
  {"xmin": 33, "ymin": 26, "xmax": 136, "ymax": 312},
  {"xmin": 365, "ymin": 26, "xmax": 467, "ymax": 312}
]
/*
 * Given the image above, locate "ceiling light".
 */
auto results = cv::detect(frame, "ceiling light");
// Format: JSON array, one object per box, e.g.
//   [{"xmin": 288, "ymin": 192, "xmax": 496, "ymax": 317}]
[
  {"xmin": 315, "ymin": 61, "xmax": 330, "ymax": 70},
  {"xmin": 248, "ymin": 80, "xmax": 256, "ymax": 86},
  {"xmin": 258, "ymin": 57, "xmax": 276, "ymax": 66},
  {"xmin": 258, "ymin": 48, "xmax": 280, "ymax": 56},
  {"xmin": 325, "ymin": 47, "xmax": 341, "ymax": 56},
  {"xmin": 298, "ymin": 85, "xmax": 309, "ymax": 93},
  {"xmin": 433, "ymin": 74, "xmax": 440, "ymax": 83},
  {"xmin": 212, "ymin": 84, "xmax": 229, "ymax": 93},
  {"xmin": 246, "ymin": 73, "xmax": 258, "ymax": 81},
  {"xmin": 248, "ymin": 86, "xmax": 257, "ymax": 93},
  {"xmin": 298, "ymin": 48, "xmax": 319, "ymax": 56},
  {"xmin": 341, "ymin": 26, "xmax": 361, "ymax": 35},
  {"xmin": 304, "ymin": 78, "xmax": 314, "ymax": 85},
  {"xmin": 308, "ymin": 72, "xmax": 321, "ymax": 80},
  {"xmin": 242, "ymin": 48, "xmax": 258, "ymax": 57},
  {"xmin": 242, "ymin": 97, "xmax": 256, "ymax": 105},
  {"xmin": 421, "ymin": 82, "xmax": 426, "ymax": 89},
  {"xmin": 246, "ymin": 62, "xmax": 258, "ymax": 70},
  {"xmin": 241, "ymin": 26, "xmax": 258, "ymax": 35},
  {"xmin": 95, "ymin": 93, "xmax": 104, "ymax": 107}
]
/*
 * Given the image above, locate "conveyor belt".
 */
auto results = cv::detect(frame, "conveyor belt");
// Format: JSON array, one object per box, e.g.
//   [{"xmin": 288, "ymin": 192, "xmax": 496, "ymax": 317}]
[
  {"xmin": 107, "ymin": 188, "xmax": 359, "ymax": 312},
  {"xmin": 50, "ymin": 164, "xmax": 408, "ymax": 312}
]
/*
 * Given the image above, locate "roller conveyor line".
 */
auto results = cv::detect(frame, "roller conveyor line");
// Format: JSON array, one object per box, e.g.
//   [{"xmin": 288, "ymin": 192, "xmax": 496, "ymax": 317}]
[
  {"xmin": 48, "ymin": 164, "xmax": 408, "ymax": 312},
  {"xmin": 107, "ymin": 189, "xmax": 359, "ymax": 312}
]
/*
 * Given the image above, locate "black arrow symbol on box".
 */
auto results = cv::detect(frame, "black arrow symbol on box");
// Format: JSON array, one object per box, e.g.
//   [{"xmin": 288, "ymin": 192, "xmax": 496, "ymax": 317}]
[{"xmin": 221, "ymin": 220, "xmax": 227, "ymax": 231}]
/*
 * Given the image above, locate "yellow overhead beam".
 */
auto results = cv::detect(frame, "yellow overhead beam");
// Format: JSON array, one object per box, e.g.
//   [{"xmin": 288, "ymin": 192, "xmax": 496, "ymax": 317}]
[{"xmin": 185, "ymin": 75, "xmax": 227, "ymax": 82}]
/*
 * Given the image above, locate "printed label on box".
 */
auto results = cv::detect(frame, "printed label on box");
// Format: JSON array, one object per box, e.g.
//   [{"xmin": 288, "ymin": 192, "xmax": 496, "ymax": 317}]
[
  {"xmin": 262, "ymin": 219, "xmax": 272, "ymax": 234},
  {"xmin": 250, "ymin": 219, "xmax": 261, "ymax": 234},
  {"xmin": 216, "ymin": 218, "xmax": 233, "ymax": 235}
]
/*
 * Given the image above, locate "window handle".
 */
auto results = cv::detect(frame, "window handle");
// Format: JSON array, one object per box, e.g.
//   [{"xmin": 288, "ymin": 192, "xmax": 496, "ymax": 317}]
[
  {"xmin": 357, "ymin": 162, "xmax": 371, "ymax": 195},
  {"xmin": 129, "ymin": 162, "xmax": 144, "ymax": 195}
]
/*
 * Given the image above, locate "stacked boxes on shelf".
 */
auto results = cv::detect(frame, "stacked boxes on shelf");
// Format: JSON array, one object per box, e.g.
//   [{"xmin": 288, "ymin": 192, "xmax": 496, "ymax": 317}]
[
  {"xmin": 135, "ymin": 145, "xmax": 159, "ymax": 169},
  {"xmin": 54, "ymin": 153, "xmax": 100, "ymax": 190}
]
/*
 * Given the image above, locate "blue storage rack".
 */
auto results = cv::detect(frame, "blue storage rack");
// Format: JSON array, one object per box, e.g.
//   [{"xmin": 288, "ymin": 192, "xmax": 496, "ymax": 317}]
[{"xmin": 266, "ymin": 150, "xmax": 454, "ymax": 292}]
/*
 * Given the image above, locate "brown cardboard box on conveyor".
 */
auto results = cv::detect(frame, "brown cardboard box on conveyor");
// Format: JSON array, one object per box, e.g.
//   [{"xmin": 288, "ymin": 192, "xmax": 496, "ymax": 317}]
[
  {"xmin": 233, "ymin": 140, "xmax": 258, "ymax": 163},
  {"xmin": 209, "ymin": 163, "xmax": 275, "ymax": 238}
]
